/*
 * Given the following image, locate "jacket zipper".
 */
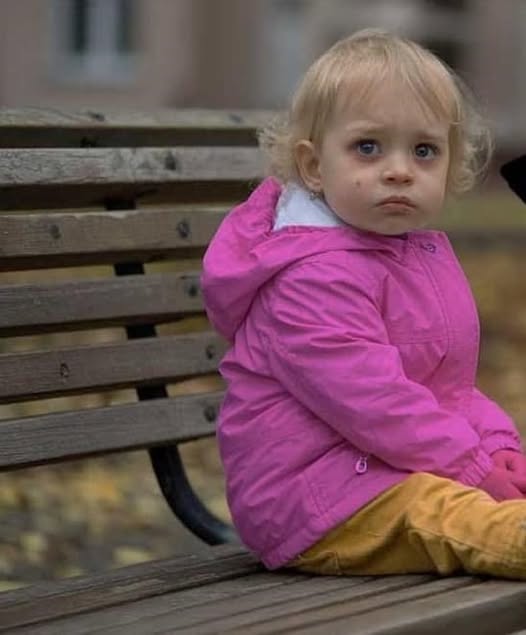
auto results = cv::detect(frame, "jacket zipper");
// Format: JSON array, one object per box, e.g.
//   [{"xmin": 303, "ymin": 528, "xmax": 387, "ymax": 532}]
[{"xmin": 355, "ymin": 455, "xmax": 368, "ymax": 475}]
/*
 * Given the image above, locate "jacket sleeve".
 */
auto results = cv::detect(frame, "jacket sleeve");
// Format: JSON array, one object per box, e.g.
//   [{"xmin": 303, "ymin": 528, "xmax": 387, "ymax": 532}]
[
  {"xmin": 469, "ymin": 387, "xmax": 522, "ymax": 455},
  {"xmin": 260, "ymin": 258, "xmax": 493, "ymax": 487}
]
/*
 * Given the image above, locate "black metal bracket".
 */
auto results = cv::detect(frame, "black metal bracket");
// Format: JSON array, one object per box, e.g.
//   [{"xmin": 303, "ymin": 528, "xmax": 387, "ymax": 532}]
[{"xmin": 109, "ymin": 199, "xmax": 237, "ymax": 545}]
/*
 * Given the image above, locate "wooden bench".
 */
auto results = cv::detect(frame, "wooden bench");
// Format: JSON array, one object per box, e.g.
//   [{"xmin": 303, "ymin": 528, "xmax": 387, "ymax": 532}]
[{"xmin": 0, "ymin": 108, "xmax": 526, "ymax": 634}]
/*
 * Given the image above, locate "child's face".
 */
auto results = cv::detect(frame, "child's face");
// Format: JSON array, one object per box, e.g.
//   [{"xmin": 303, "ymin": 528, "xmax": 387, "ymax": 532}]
[{"xmin": 297, "ymin": 83, "xmax": 450, "ymax": 235}]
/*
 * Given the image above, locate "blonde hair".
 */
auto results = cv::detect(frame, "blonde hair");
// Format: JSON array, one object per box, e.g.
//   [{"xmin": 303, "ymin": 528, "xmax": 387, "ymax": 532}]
[{"xmin": 258, "ymin": 28, "xmax": 493, "ymax": 194}]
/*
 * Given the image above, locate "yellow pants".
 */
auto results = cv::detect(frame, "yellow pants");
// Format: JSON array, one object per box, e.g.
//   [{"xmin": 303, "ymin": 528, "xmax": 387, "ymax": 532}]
[{"xmin": 290, "ymin": 472, "xmax": 526, "ymax": 580}]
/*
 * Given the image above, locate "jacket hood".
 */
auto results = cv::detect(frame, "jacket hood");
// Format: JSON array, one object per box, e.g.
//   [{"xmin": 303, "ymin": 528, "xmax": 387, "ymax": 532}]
[{"xmin": 201, "ymin": 177, "xmax": 410, "ymax": 342}]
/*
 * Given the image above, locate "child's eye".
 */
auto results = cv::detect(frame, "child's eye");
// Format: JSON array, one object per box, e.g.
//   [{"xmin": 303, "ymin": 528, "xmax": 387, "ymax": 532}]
[
  {"xmin": 355, "ymin": 139, "xmax": 380, "ymax": 156},
  {"xmin": 414, "ymin": 143, "xmax": 439, "ymax": 159}
]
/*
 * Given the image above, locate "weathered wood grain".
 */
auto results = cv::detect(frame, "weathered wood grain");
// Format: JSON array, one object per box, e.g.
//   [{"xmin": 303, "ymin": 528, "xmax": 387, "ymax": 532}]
[
  {"xmin": 0, "ymin": 332, "xmax": 226, "ymax": 402},
  {"xmin": 223, "ymin": 577, "xmax": 479, "ymax": 635},
  {"xmin": 0, "ymin": 390, "xmax": 224, "ymax": 468},
  {"xmin": 0, "ymin": 108, "xmax": 276, "ymax": 148},
  {"xmin": 15, "ymin": 574, "xmax": 369, "ymax": 635},
  {"xmin": 176, "ymin": 575, "xmax": 448, "ymax": 635},
  {"xmin": 0, "ymin": 147, "xmax": 263, "ymax": 187},
  {"xmin": 0, "ymin": 544, "xmax": 259, "ymax": 631},
  {"xmin": 293, "ymin": 579, "xmax": 526, "ymax": 635},
  {"xmin": 0, "ymin": 273, "xmax": 204, "ymax": 335},
  {"xmin": 0, "ymin": 206, "xmax": 226, "ymax": 269},
  {"xmin": 0, "ymin": 108, "xmax": 273, "ymax": 128}
]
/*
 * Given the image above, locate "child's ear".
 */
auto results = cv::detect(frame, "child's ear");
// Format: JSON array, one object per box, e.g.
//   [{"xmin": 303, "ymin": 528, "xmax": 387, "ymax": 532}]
[
  {"xmin": 294, "ymin": 140, "xmax": 322, "ymax": 193},
  {"xmin": 500, "ymin": 155, "xmax": 526, "ymax": 204}
]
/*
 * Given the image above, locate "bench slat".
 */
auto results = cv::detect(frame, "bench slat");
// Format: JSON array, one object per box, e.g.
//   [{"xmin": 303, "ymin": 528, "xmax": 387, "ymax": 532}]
[
  {"xmin": 0, "ymin": 273, "xmax": 204, "ymax": 335},
  {"xmin": 0, "ymin": 333, "xmax": 226, "ymax": 402},
  {"xmin": 0, "ymin": 206, "xmax": 225, "ymax": 262},
  {"xmin": 0, "ymin": 391, "xmax": 223, "ymax": 468},
  {"xmin": 20, "ymin": 574, "xmax": 369, "ymax": 635},
  {"xmin": 0, "ymin": 108, "xmax": 274, "ymax": 148},
  {"xmin": 0, "ymin": 207, "xmax": 226, "ymax": 269},
  {"xmin": 0, "ymin": 147, "xmax": 262, "ymax": 187},
  {"xmin": 173, "ymin": 575, "xmax": 454, "ymax": 635},
  {"xmin": 0, "ymin": 545, "xmax": 259, "ymax": 631},
  {"xmin": 296, "ymin": 579, "xmax": 526, "ymax": 635},
  {"xmin": 231, "ymin": 577, "xmax": 480, "ymax": 635},
  {"xmin": 99, "ymin": 577, "xmax": 379, "ymax": 634}
]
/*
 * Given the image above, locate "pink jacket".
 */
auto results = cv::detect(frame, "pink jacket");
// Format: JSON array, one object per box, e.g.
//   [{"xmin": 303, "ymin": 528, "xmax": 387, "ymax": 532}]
[{"xmin": 202, "ymin": 177, "xmax": 521, "ymax": 569}]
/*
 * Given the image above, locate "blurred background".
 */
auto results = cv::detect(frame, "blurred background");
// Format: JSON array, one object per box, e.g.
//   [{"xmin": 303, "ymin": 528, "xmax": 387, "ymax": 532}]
[
  {"xmin": 1, "ymin": 0, "xmax": 525, "ymax": 156},
  {"xmin": 1, "ymin": 0, "xmax": 526, "ymax": 588}
]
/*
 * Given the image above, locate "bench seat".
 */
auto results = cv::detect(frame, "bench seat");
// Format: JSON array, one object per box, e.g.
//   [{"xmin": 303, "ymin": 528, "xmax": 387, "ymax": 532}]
[{"xmin": 2, "ymin": 545, "xmax": 526, "ymax": 634}]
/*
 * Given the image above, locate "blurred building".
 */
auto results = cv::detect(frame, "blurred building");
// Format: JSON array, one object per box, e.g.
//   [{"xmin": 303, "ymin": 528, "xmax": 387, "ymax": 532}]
[
  {"xmin": 0, "ymin": 0, "xmax": 201, "ymax": 109},
  {"xmin": 0, "ymin": 0, "xmax": 524, "ymax": 153}
]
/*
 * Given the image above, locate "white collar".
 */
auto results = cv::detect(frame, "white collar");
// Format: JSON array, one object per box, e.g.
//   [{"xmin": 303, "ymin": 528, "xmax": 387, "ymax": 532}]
[{"xmin": 273, "ymin": 183, "xmax": 345, "ymax": 230}]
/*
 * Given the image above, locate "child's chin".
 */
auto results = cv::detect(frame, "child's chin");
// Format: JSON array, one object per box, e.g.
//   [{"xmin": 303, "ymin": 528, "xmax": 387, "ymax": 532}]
[{"xmin": 377, "ymin": 222, "xmax": 416, "ymax": 236}]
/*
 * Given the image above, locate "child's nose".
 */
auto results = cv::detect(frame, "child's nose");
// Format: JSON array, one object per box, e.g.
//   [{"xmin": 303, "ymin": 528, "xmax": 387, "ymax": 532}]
[{"xmin": 381, "ymin": 154, "xmax": 413, "ymax": 184}]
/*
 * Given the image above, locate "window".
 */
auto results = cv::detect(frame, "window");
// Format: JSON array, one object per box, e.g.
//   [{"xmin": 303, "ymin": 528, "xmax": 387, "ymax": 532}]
[{"xmin": 50, "ymin": 0, "xmax": 137, "ymax": 84}]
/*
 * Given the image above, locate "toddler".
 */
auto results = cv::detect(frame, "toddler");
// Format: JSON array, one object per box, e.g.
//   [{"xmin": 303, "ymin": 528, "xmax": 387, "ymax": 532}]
[{"xmin": 202, "ymin": 29, "xmax": 526, "ymax": 579}]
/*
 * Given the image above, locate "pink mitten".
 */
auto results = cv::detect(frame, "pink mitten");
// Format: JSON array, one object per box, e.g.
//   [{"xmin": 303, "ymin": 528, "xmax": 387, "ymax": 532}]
[
  {"xmin": 478, "ymin": 467, "xmax": 524, "ymax": 501},
  {"xmin": 492, "ymin": 450, "xmax": 526, "ymax": 493}
]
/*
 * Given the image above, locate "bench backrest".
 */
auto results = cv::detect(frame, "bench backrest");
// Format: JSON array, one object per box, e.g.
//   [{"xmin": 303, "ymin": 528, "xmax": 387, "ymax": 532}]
[{"xmin": 0, "ymin": 109, "xmax": 271, "ymax": 478}]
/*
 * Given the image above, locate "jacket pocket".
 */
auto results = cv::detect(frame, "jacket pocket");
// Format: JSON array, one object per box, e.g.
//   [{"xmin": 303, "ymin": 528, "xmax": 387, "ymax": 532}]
[{"xmin": 301, "ymin": 441, "xmax": 371, "ymax": 517}]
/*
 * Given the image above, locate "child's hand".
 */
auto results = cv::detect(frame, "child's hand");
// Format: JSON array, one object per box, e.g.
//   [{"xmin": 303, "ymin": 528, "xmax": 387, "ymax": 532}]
[
  {"xmin": 478, "ymin": 467, "xmax": 525, "ymax": 501},
  {"xmin": 491, "ymin": 449, "xmax": 526, "ymax": 493},
  {"xmin": 492, "ymin": 449, "xmax": 526, "ymax": 472}
]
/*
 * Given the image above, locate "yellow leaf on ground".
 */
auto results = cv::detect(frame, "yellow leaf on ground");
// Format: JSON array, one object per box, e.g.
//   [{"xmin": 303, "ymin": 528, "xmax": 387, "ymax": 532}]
[{"xmin": 112, "ymin": 547, "xmax": 154, "ymax": 567}]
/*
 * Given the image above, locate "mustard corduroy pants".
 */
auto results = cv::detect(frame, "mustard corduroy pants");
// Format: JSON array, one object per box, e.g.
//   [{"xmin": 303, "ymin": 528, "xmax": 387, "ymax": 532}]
[{"xmin": 290, "ymin": 472, "xmax": 526, "ymax": 580}]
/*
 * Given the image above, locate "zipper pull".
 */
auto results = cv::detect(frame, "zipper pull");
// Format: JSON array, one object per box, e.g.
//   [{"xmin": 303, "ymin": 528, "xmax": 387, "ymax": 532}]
[{"xmin": 355, "ymin": 456, "xmax": 368, "ymax": 475}]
